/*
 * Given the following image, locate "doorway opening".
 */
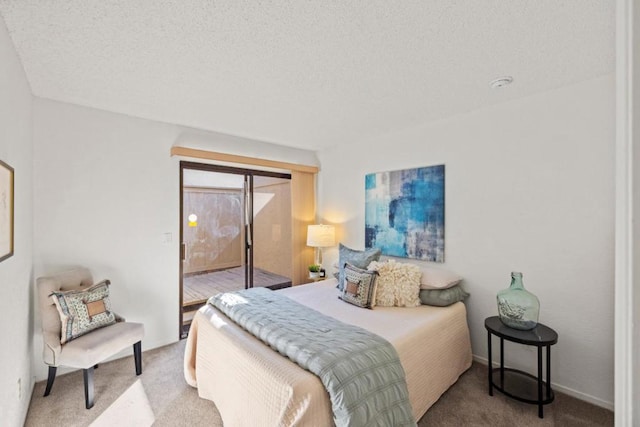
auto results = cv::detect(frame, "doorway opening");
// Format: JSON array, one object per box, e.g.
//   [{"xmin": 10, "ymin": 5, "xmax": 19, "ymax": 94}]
[{"xmin": 179, "ymin": 161, "xmax": 292, "ymax": 338}]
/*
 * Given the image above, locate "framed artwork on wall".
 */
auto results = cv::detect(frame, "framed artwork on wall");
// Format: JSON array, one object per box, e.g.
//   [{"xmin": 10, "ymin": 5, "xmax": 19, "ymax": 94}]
[
  {"xmin": 365, "ymin": 164, "xmax": 445, "ymax": 262},
  {"xmin": 0, "ymin": 159, "xmax": 14, "ymax": 262}
]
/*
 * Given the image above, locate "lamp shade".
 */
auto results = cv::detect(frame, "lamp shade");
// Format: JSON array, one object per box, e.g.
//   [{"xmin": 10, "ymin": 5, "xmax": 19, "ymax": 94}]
[{"xmin": 306, "ymin": 224, "xmax": 335, "ymax": 248}]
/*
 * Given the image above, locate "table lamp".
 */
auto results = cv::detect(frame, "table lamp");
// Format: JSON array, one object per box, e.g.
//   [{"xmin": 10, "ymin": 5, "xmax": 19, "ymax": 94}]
[{"xmin": 306, "ymin": 224, "xmax": 336, "ymax": 268}]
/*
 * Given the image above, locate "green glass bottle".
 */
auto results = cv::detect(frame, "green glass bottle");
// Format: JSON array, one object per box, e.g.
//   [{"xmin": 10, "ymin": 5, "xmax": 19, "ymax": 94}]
[{"xmin": 496, "ymin": 272, "xmax": 540, "ymax": 330}]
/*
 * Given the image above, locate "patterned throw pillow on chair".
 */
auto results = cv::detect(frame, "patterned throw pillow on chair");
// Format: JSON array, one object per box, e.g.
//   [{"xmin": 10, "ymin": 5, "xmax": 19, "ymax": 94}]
[
  {"xmin": 50, "ymin": 280, "xmax": 116, "ymax": 344},
  {"xmin": 339, "ymin": 263, "xmax": 378, "ymax": 309}
]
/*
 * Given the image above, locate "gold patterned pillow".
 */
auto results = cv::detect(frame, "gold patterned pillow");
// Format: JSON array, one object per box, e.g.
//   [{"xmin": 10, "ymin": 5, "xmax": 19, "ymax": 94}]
[
  {"xmin": 367, "ymin": 259, "xmax": 422, "ymax": 307},
  {"xmin": 50, "ymin": 280, "xmax": 116, "ymax": 344}
]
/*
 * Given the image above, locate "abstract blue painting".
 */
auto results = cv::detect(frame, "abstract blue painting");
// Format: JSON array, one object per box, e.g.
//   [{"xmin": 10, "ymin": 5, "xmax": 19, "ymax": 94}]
[{"xmin": 365, "ymin": 165, "xmax": 445, "ymax": 262}]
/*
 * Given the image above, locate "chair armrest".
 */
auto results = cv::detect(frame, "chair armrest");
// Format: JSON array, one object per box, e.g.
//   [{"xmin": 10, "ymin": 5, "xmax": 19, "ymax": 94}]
[{"xmin": 42, "ymin": 331, "xmax": 62, "ymax": 366}]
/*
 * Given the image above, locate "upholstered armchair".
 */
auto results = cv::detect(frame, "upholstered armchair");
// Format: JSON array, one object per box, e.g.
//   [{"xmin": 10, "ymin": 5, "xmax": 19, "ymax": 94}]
[{"xmin": 37, "ymin": 267, "xmax": 144, "ymax": 409}]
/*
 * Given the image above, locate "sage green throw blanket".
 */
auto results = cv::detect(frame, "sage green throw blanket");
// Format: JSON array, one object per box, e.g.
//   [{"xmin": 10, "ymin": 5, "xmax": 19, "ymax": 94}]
[{"xmin": 209, "ymin": 287, "xmax": 416, "ymax": 427}]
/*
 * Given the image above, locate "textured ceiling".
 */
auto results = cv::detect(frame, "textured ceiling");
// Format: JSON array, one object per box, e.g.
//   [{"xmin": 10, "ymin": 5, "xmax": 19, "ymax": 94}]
[{"xmin": 0, "ymin": 1, "xmax": 614, "ymax": 150}]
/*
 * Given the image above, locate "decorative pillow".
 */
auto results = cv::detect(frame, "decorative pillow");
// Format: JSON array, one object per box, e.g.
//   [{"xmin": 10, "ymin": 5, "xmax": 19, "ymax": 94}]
[
  {"xmin": 337, "ymin": 243, "xmax": 382, "ymax": 290},
  {"xmin": 420, "ymin": 267, "xmax": 463, "ymax": 290},
  {"xmin": 50, "ymin": 280, "xmax": 116, "ymax": 344},
  {"xmin": 419, "ymin": 285, "xmax": 469, "ymax": 307},
  {"xmin": 368, "ymin": 259, "xmax": 422, "ymax": 307},
  {"xmin": 339, "ymin": 263, "xmax": 378, "ymax": 309}
]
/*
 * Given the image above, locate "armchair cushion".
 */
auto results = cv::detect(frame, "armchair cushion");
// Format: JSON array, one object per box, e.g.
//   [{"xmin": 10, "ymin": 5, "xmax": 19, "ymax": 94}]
[
  {"xmin": 57, "ymin": 321, "xmax": 144, "ymax": 369},
  {"xmin": 50, "ymin": 280, "xmax": 116, "ymax": 344}
]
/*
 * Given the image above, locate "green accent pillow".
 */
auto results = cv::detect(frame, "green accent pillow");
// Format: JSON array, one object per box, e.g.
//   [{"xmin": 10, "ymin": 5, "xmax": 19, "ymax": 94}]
[
  {"xmin": 50, "ymin": 280, "xmax": 116, "ymax": 344},
  {"xmin": 337, "ymin": 243, "xmax": 381, "ymax": 291},
  {"xmin": 419, "ymin": 285, "xmax": 469, "ymax": 307},
  {"xmin": 339, "ymin": 263, "xmax": 378, "ymax": 309}
]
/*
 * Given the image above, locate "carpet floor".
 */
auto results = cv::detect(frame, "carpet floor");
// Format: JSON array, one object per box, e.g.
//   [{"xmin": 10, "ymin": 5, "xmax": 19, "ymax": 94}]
[{"xmin": 24, "ymin": 340, "xmax": 613, "ymax": 426}]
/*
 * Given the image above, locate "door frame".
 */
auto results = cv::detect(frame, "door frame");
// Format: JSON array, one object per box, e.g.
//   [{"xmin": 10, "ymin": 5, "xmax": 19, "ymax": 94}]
[{"xmin": 615, "ymin": 0, "xmax": 638, "ymax": 420}]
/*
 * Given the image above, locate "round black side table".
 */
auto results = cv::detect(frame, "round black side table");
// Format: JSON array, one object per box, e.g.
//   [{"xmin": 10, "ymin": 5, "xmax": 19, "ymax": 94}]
[{"xmin": 485, "ymin": 316, "xmax": 558, "ymax": 418}]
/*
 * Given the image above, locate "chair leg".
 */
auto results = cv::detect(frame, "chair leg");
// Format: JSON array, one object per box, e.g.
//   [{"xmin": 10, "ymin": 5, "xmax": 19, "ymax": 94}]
[
  {"xmin": 43, "ymin": 366, "xmax": 57, "ymax": 397},
  {"xmin": 83, "ymin": 367, "xmax": 94, "ymax": 409},
  {"xmin": 133, "ymin": 341, "xmax": 142, "ymax": 375}
]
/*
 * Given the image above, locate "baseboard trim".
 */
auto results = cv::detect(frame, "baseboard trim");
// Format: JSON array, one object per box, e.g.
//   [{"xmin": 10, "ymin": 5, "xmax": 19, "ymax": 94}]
[{"xmin": 472, "ymin": 355, "xmax": 614, "ymax": 411}]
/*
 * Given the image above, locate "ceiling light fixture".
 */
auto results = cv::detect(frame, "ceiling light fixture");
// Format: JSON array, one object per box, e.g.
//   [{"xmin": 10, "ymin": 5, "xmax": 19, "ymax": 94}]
[{"xmin": 489, "ymin": 76, "xmax": 514, "ymax": 89}]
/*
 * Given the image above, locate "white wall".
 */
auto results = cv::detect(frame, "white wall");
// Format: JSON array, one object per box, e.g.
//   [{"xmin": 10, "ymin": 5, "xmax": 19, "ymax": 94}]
[
  {"xmin": 31, "ymin": 98, "xmax": 317, "ymax": 381},
  {"xmin": 317, "ymin": 75, "xmax": 615, "ymax": 408},
  {"xmin": 0, "ymin": 16, "xmax": 34, "ymax": 427}
]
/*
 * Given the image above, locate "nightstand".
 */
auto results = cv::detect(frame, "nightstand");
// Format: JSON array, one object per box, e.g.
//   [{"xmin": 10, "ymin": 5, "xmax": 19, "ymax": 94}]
[
  {"xmin": 485, "ymin": 316, "xmax": 558, "ymax": 418},
  {"xmin": 307, "ymin": 271, "xmax": 327, "ymax": 283},
  {"xmin": 265, "ymin": 282, "xmax": 292, "ymax": 290}
]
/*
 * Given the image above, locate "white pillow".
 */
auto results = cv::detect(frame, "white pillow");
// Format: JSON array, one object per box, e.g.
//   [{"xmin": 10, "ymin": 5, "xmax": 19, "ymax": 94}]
[
  {"xmin": 368, "ymin": 259, "xmax": 421, "ymax": 307},
  {"xmin": 420, "ymin": 267, "xmax": 463, "ymax": 290}
]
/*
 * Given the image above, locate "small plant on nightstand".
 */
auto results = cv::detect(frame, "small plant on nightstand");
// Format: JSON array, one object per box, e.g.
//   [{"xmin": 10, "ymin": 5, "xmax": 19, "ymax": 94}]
[{"xmin": 308, "ymin": 264, "xmax": 322, "ymax": 278}]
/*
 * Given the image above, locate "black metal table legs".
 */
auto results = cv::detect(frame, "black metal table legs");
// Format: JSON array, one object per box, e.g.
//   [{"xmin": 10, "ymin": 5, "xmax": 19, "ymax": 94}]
[
  {"xmin": 488, "ymin": 330, "xmax": 493, "ymax": 396},
  {"xmin": 487, "ymin": 331, "xmax": 553, "ymax": 419}
]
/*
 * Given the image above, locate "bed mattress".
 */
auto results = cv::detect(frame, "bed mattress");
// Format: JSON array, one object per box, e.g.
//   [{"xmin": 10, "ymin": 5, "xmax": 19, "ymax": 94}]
[{"xmin": 184, "ymin": 279, "xmax": 472, "ymax": 426}]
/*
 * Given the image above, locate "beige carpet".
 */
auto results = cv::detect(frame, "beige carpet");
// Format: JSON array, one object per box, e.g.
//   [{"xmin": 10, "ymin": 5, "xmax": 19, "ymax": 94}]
[{"xmin": 25, "ymin": 340, "xmax": 613, "ymax": 426}]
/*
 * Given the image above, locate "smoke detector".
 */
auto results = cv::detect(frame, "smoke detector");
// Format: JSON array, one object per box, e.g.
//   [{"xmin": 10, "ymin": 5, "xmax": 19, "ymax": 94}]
[{"xmin": 489, "ymin": 76, "xmax": 514, "ymax": 89}]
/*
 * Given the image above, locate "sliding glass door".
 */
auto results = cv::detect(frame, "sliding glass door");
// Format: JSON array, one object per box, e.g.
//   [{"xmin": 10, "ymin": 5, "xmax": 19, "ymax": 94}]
[
  {"xmin": 252, "ymin": 175, "xmax": 292, "ymax": 290},
  {"xmin": 179, "ymin": 162, "xmax": 291, "ymax": 338}
]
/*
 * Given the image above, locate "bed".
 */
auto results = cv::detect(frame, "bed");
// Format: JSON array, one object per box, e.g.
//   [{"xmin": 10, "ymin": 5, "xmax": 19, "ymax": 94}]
[{"xmin": 184, "ymin": 278, "xmax": 472, "ymax": 426}]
